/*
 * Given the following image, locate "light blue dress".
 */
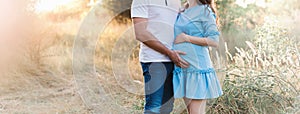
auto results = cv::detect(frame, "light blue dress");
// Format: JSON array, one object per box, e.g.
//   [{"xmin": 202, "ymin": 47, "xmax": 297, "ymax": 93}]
[{"xmin": 173, "ymin": 4, "xmax": 223, "ymax": 99}]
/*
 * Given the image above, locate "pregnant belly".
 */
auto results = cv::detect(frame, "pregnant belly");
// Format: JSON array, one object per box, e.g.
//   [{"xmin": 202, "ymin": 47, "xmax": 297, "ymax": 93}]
[{"xmin": 174, "ymin": 42, "xmax": 208, "ymax": 69}]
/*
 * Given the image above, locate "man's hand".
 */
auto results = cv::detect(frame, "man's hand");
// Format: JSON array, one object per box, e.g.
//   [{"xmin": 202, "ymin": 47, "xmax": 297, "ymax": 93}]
[
  {"xmin": 167, "ymin": 50, "xmax": 189, "ymax": 68},
  {"xmin": 133, "ymin": 17, "xmax": 189, "ymax": 68}
]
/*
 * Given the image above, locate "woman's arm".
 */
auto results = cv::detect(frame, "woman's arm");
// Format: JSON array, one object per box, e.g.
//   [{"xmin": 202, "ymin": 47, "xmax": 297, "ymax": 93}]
[
  {"xmin": 175, "ymin": 11, "xmax": 220, "ymax": 47},
  {"xmin": 174, "ymin": 33, "xmax": 218, "ymax": 47}
]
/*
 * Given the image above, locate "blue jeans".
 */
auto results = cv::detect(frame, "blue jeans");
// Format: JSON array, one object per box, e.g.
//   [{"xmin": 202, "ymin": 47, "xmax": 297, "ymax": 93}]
[{"xmin": 141, "ymin": 62, "xmax": 175, "ymax": 114}]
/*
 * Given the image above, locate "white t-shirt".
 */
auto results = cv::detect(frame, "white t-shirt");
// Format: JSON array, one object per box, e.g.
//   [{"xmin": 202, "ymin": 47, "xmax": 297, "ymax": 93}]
[{"xmin": 131, "ymin": 0, "xmax": 181, "ymax": 63}]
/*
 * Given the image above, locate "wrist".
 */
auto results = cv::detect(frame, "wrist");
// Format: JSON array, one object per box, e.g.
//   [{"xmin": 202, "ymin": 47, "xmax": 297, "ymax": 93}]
[
  {"xmin": 185, "ymin": 34, "xmax": 192, "ymax": 43},
  {"xmin": 165, "ymin": 49, "xmax": 173, "ymax": 56}
]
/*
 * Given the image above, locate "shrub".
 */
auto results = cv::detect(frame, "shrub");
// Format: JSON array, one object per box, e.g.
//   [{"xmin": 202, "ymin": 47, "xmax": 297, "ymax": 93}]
[{"xmin": 207, "ymin": 17, "xmax": 300, "ymax": 114}]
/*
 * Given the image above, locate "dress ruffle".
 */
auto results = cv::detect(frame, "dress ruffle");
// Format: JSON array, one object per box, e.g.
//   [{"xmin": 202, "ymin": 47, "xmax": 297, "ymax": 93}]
[{"xmin": 173, "ymin": 68, "xmax": 223, "ymax": 99}]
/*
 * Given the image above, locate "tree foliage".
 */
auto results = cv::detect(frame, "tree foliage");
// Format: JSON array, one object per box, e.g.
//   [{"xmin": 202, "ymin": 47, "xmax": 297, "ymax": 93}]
[{"xmin": 101, "ymin": 0, "xmax": 132, "ymax": 23}]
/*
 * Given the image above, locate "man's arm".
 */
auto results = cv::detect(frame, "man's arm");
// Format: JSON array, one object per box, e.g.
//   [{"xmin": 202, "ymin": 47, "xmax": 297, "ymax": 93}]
[{"xmin": 132, "ymin": 17, "xmax": 189, "ymax": 68}]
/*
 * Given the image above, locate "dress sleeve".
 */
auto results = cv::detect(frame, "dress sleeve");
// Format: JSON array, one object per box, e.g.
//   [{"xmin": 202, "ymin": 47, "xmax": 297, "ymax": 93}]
[
  {"xmin": 131, "ymin": 0, "xmax": 149, "ymax": 18},
  {"xmin": 202, "ymin": 13, "xmax": 220, "ymax": 43}
]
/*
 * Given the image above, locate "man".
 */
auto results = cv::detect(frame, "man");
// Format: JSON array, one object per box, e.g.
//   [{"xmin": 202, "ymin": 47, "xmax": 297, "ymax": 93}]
[{"xmin": 131, "ymin": 0, "xmax": 189, "ymax": 113}]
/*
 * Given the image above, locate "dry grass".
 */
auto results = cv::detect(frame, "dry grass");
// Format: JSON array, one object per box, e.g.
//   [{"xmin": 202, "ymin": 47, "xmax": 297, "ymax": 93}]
[
  {"xmin": 0, "ymin": 0, "xmax": 299, "ymax": 114},
  {"xmin": 206, "ymin": 18, "xmax": 300, "ymax": 114}
]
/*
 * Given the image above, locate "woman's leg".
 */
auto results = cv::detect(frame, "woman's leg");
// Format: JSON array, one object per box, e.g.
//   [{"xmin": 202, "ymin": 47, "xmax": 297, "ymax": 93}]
[
  {"xmin": 183, "ymin": 97, "xmax": 192, "ymax": 111},
  {"xmin": 184, "ymin": 98, "xmax": 206, "ymax": 114},
  {"xmin": 189, "ymin": 99, "xmax": 206, "ymax": 114}
]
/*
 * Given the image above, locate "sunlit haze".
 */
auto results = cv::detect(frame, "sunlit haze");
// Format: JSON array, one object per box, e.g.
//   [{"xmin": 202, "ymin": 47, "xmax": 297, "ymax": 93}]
[{"xmin": 34, "ymin": 0, "xmax": 75, "ymax": 12}]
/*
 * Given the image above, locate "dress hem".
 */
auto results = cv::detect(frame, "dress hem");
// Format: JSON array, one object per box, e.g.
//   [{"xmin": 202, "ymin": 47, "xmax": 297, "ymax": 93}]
[
  {"xmin": 174, "ymin": 91, "xmax": 223, "ymax": 100},
  {"xmin": 173, "ymin": 67, "xmax": 223, "ymax": 99}
]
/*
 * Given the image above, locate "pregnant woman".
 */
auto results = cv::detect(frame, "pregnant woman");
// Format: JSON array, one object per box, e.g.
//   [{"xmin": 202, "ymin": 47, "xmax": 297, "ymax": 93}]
[{"xmin": 173, "ymin": 0, "xmax": 223, "ymax": 113}]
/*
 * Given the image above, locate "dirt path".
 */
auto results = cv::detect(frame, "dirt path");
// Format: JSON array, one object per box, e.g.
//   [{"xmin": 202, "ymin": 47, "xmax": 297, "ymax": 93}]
[
  {"xmin": 0, "ymin": 71, "xmax": 143, "ymax": 114},
  {"xmin": 0, "ymin": 83, "xmax": 90, "ymax": 114},
  {"xmin": 0, "ymin": 73, "xmax": 93, "ymax": 114}
]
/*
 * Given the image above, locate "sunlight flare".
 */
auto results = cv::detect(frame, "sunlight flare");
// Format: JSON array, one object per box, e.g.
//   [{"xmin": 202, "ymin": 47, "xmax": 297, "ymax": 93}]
[{"xmin": 34, "ymin": 0, "xmax": 75, "ymax": 12}]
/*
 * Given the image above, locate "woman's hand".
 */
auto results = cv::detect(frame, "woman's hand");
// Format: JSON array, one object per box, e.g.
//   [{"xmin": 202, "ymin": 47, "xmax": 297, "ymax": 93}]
[{"xmin": 174, "ymin": 33, "xmax": 190, "ymax": 44}]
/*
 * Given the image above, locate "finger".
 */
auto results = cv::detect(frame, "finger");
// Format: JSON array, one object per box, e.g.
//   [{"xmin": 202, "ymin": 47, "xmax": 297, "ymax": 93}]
[
  {"xmin": 175, "ymin": 52, "xmax": 188, "ymax": 66},
  {"xmin": 179, "ymin": 62, "xmax": 188, "ymax": 68},
  {"xmin": 174, "ymin": 61, "xmax": 182, "ymax": 67},
  {"xmin": 179, "ymin": 58, "xmax": 189, "ymax": 67},
  {"xmin": 174, "ymin": 55, "xmax": 189, "ymax": 68},
  {"xmin": 180, "ymin": 62, "xmax": 189, "ymax": 68},
  {"xmin": 175, "ymin": 50, "xmax": 186, "ymax": 55},
  {"xmin": 172, "ymin": 56, "xmax": 180, "ymax": 65},
  {"xmin": 174, "ymin": 58, "xmax": 184, "ymax": 67},
  {"xmin": 178, "ymin": 63, "xmax": 187, "ymax": 68},
  {"xmin": 180, "ymin": 63, "xmax": 188, "ymax": 68}
]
